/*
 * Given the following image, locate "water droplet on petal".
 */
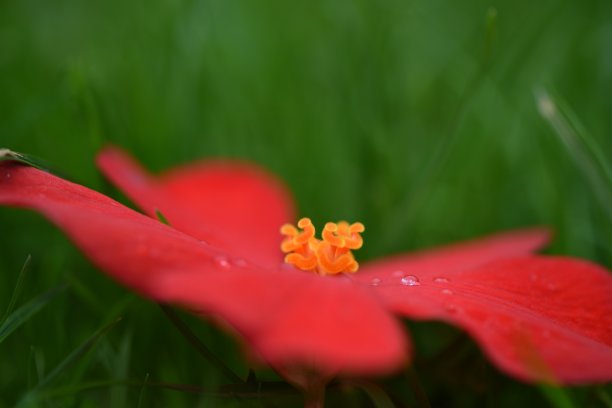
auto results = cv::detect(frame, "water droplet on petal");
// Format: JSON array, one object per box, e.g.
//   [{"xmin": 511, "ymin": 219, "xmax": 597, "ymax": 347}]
[
  {"xmin": 392, "ymin": 270, "xmax": 405, "ymax": 278},
  {"xmin": 433, "ymin": 276, "xmax": 450, "ymax": 283},
  {"xmin": 232, "ymin": 258, "xmax": 248, "ymax": 267},
  {"xmin": 441, "ymin": 288, "xmax": 453, "ymax": 295},
  {"xmin": 281, "ymin": 263, "xmax": 296, "ymax": 271},
  {"xmin": 136, "ymin": 244, "xmax": 147, "ymax": 256},
  {"xmin": 370, "ymin": 278, "xmax": 382, "ymax": 286},
  {"xmin": 338, "ymin": 274, "xmax": 353, "ymax": 283},
  {"xmin": 400, "ymin": 275, "xmax": 420, "ymax": 286},
  {"xmin": 445, "ymin": 304, "xmax": 458, "ymax": 313},
  {"xmin": 546, "ymin": 282, "xmax": 559, "ymax": 292},
  {"xmin": 214, "ymin": 255, "xmax": 231, "ymax": 270},
  {"xmin": 5, "ymin": 172, "xmax": 11, "ymax": 179}
]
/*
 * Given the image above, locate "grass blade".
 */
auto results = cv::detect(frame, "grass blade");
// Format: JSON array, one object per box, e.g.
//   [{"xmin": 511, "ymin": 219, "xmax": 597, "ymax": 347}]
[
  {"xmin": 0, "ymin": 285, "xmax": 66, "ymax": 344},
  {"xmin": 1, "ymin": 149, "xmax": 54, "ymax": 173},
  {"xmin": 539, "ymin": 384, "xmax": 575, "ymax": 408},
  {"xmin": 377, "ymin": 8, "xmax": 500, "ymax": 252},
  {"xmin": 155, "ymin": 209, "xmax": 170, "ymax": 225},
  {"xmin": 38, "ymin": 317, "xmax": 121, "ymax": 388},
  {"xmin": 2, "ymin": 254, "xmax": 32, "ymax": 322},
  {"xmin": 17, "ymin": 318, "xmax": 121, "ymax": 407},
  {"xmin": 536, "ymin": 88, "xmax": 612, "ymax": 220},
  {"xmin": 597, "ymin": 387, "xmax": 612, "ymax": 408},
  {"xmin": 159, "ymin": 305, "xmax": 244, "ymax": 384},
  {"xmin": 348, "ymin": 380, "xmax": 395, "ymax": 408},
  {"xmin": 136, "ymin": 373, "xmax": 150, "ymax": 408}
]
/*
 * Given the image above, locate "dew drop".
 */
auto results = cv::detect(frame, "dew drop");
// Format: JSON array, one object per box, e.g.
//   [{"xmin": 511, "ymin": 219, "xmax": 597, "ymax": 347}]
[
  {"xmin": 5, "ymin": 172, "xmax": 11, "ymax": 179},
  {"xmin": 136, "ymin": 244, "xmax": 147, "ymax": 256},
  {"xmin": 232, "ymin": 258, "xmax": 248, "ymax": 267},
  {"xmin": 370, "ymin": 278, "xmax": 382, "ymax": 286},
  {"xmin": 214, "ymin": 255, "xmax": 231, "ymax": 270},
  {"xmin": 441, "ymin": 288, "xmax": 453, "ymax": 295},
  {"xmin": 433, "ymin": 276, "xmax": 450, "ymax": 283},
  {"xmin": 445, "ymin": 304, "xmax": 458, "ymax": 313},
  {"xmin": 392, "ymin": 270, "xmax": 405, "ymax": 278},
  {"xmin": 339, "ymin": 274, "xmax": 353, "ymax": 283},
  {"xmin": 546, "ymin": 282, "xmax": 559, "ymax": 292},
  {"xmin": 400, "ymin": 275, "xmax": 420, "ymax": 286},
  {"xmin": 281, "ymin": 263, "xmax": 296, "ymax": 271}
]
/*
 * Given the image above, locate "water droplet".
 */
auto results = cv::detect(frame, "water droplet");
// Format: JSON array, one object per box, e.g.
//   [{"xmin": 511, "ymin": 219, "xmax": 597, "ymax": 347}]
[
  {"xmin": 433, "ymin": 276, "xmax": 450, "ymax": 283},
  {"xmin": 136, "ymin": 244, "xmax": 147, "ymax": 255},
  {"xmin": 370, "ymin": 278, "xmax": 382, "ymax": 286},
  {"xmin": 5, "ymin": 172, "xmax": 11, "ymax": 179},
  {"xmin": 214, "ymin": 255, "xmax": 231, "ymax": 270},
  {"xmin": 392, "ymin": 270, "xmax": 405, "ymax": 278},
  {"xmin": 529, "ymin": 273, "xmax": 538, "ymax": 282},
  {"xmin": 282, "ymin": 263, "xmax": 296, "ymax": 271},
  {"xmin": 339, "ymin": 274, "xmax": 353, "ymax": 283},
  {"xmin": 232, "ymin": 258, "xmax": 248, "ymax": 267},
  {"xmin": 546, "ymin": 282, "xmax": 559, "ymax": 292},
  {"xmin": 336, "ymin": 274, "xmax": 352, "ymax": 283},
  {"xmin": 441, "ymin": 289, "xmax": 453, "ymax": 295},
  {"xmin": 400, "ymin": 275, "xmax": 420, "ymax": 286},
  {"xmin": 445, "ymin": 304, "xmax": 458, "ymax": 313}
]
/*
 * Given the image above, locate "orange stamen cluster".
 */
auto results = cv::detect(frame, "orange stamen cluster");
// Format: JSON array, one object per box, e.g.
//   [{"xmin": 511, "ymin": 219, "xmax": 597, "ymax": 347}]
[{"xmin": 280, "ymin": 218, "xmax": 365, "ymax": 275}]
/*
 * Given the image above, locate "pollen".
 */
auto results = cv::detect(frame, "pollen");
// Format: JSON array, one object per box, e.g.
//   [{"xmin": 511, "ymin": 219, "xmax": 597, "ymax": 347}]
[{"xmin": 280, "ymin": 217, "xmax": 365, "ymax": 275}]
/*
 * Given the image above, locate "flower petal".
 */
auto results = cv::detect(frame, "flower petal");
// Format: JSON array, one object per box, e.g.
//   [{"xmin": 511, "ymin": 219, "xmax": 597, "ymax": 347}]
[
  {"xmin": 0, "ymin": 162, "xmax": 213, "ymax": 296},
  {"xmin": 356, "ymin": 227, "xmax": 551, "ymax": 283},
  {"xmin": 364, "ymin": 255, "xmax": 612, "ymax": 384},
  {"xmin": 157, "ymin": 270, "xmax": 409, "ymax": 377},
  {"xmin": 96, "ymin": 146, "xmax": 294, "ymax": 268},
  {"xmin": 0, "ymin": 162, "xmax": 407, "ymax": 377}
]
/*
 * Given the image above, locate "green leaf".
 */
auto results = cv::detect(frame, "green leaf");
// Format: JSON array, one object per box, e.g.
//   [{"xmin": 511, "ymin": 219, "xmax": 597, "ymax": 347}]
[{"xmin": 0, "ymin": 285, "xmax": 66, "ymax": 344}]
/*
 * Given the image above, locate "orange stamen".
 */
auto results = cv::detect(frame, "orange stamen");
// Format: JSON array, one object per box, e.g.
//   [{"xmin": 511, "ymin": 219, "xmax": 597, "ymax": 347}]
[{"xmin": 280, "ymin": 217, "xmax": 365, "ymax": 275}]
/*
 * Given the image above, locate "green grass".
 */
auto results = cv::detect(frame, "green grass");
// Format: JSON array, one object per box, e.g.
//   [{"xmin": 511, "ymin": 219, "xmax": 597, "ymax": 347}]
[{"xmin": 1, "ymin": 0, "xmax": 611, "ymax": 406}]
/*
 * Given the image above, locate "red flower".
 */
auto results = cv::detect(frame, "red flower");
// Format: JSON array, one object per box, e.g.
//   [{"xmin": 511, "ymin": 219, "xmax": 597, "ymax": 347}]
[{"xmin": 1, "ymin": 146, "xmax": 611, "ymax": 386}]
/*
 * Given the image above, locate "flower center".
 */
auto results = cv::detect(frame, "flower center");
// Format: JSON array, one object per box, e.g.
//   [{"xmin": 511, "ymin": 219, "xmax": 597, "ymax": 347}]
[{"xmin": 280, "ymin": 217, "xmax": 365, "ymax": 275}]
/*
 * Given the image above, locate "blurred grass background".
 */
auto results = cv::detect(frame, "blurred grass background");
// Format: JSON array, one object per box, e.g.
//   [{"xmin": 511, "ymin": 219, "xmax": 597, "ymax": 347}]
[{"xmin": 1, "ymin": 0, "xmax": 611, "ymax": 406}]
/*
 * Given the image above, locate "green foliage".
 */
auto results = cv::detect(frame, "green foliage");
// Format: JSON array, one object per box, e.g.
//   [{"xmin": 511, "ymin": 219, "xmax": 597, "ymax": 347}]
[
  {"xmin": 1, "ymin": 0, "xmax": 611, "ymax": 406},
  {"xmin": 0, "ymin": 285, "xmax": 65, "ymax": 345}
]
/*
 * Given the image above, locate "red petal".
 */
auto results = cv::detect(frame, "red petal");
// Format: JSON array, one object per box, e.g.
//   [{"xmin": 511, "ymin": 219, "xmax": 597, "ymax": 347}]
[
  {"xmin": 363, "ymin": 255, "xmax": 612, "ymax": 384},
  {"xmin": 356, "ymin": 227, "xmax": 551, "ymax": 283},
  {"xmin": 0, "ymin": 162, "xmax": 407, "ymax": 377},
  {"xmin": 0, "ymin": 162, "xmax": 212, "ymax": 296},
  {"xmin": 158, "ymin": 269, "xmax": 409, "ymax": 377},
  {"xmin": 96, "ymin": 146, "xmax": 294, "ymax": 268}
]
